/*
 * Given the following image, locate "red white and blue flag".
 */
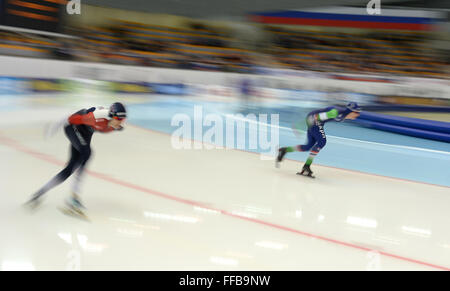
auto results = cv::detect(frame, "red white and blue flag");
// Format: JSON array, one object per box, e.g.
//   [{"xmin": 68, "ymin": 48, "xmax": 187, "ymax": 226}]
[{"xmin": 250, "ymin": 7, "xmax": 445, "ymax": 31}]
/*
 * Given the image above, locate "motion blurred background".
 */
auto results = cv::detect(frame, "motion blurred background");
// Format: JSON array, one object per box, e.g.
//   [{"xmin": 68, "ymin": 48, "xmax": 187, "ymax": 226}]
[
  {"xmin": 0, "ymin": 0, "xmax": 450, "ymax": 272},
  {"xmin": 0, "ymin": 0, "xmax": 449, "ymax": 160}
]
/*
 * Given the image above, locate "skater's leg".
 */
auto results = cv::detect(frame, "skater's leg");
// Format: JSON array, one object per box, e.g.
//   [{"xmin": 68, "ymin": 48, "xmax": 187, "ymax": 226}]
[
  {"xmin": 69, "ymin": 146, "xmax": 91, "ymax": 209},
  {"xmin": 306, "ymin": 125, "xmax": 326, "ymax": 166},
  {"xmin": 298, "ymin": 125, "xmax": 326, "ymax": 177},
  {"xmin": 71, "ymin": 145, "xmax": 91, "ymax": 194},
  {"xmin": 287, "ymin": 128, "xmax": 316, "ymax": 152},
  {"xmin": 277, "ymin": 128, "xmax": 316, "ymax": 164},
  {"xmin": 71, "ymin": 167, "xmax": 84, "ymax": 197},
  {"xmin": 29, "ymin": 125, "xmax": 87, "ymax": 201},
  {"xmin": 31, "ymin": 145, "xmax": 81, "ymax": 200},
  {"xmin": 303, "ymin": 149, "xmax": 320, "ymax": 171}
]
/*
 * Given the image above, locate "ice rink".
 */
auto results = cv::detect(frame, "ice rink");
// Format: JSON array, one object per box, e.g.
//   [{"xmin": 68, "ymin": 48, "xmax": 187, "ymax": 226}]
[{"xmin": 0, "ymin": 93, "xmax": 449, "ymax": 271}]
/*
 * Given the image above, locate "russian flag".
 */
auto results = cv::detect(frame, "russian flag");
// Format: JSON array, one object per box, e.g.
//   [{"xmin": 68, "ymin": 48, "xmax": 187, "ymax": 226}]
[{"xmin": 250, "ymin": 7, "xmax": 445, "ymax": 31}]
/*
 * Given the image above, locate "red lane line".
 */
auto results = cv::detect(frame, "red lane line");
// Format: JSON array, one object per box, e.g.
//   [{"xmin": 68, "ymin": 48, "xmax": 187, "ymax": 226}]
[
  {"xmin": 0, "ymin": 133, "xmax": 448, "ymax": 271},
  {"xmin": 87, "ymin": 172, "xmax": 210, "ymax": 208},
  {"xmin": 223, "ymin": 212, "xmax": 449, "ymax": 271},
  {"xmin": 127, "ymin": 124, "xmax": 449, "ymax": 189}
]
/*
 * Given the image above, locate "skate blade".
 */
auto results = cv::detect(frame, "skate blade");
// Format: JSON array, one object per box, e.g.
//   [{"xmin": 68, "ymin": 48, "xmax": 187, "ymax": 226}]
[
  {"xmin": 23, "ymin": 200, "xmax": 42, "ymax": 212},
  {"xmin": 59, "ymin": 206, "xmax": 90, "ymax": 221},
  {"xmin": 296, "ymin": 172, "xmax": 315, "ymax": 179}
]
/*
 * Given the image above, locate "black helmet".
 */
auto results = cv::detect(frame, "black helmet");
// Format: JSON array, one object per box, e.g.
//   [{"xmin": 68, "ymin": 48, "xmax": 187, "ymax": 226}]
[
  {"xmin": 109, "ymin": 102, "xmax": 127, "ymax": 120},
  {"xmin": 346, "ymin": 102, "xmax": 361, "ymax": 113},
  {"xmin": 342, "ymin": 102, "xmax": 361, "ymax": 116}
]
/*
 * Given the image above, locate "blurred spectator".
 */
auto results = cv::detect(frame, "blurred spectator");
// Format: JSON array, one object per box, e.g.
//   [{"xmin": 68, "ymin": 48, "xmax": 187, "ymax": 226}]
[{"xmin": 0, "ymin": 20, "xmax": 448, "ymax": 78}]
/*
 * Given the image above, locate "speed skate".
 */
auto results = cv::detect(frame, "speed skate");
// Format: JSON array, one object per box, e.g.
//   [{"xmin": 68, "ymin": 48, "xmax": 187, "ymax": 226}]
[{"xmin": 58, "ymin": 205, "xmax": 90, "ymax": 221}]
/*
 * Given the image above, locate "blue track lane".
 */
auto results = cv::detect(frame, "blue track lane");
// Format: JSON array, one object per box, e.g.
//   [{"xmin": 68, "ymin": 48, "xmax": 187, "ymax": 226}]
[{"xmin": 128, "ymin": 97, "xmax": 450, "ymax": 187}]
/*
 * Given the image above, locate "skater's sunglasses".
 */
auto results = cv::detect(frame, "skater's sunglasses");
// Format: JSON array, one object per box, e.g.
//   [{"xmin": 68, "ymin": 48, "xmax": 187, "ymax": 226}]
[{"xmin": 113, "ymin": 116, "xmax": 125, "ymax": 121}]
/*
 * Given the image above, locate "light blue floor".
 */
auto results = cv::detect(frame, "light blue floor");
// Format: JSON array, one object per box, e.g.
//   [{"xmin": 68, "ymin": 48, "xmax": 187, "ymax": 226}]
[{"xmin": 128, "ymin": 97, "xmax": 450, "ymax": 187}]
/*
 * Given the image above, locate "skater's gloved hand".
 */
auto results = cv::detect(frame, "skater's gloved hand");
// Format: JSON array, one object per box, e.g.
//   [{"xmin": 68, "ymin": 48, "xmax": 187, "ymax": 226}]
[
  {"xmin": 116, "ymin": 125, "xmax": 124, "ymax": 131},
  {"xmin": 43, "ymin": 123, "xmax": 52, "ymax": 140},
  {"xmin": 44, "ymin": 118, "xmax": 68, "ymax": 139}
]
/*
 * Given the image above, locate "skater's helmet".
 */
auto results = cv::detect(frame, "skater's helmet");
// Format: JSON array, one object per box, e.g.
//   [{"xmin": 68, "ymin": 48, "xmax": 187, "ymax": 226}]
[
  {"xmin": 343, "ymin": 102, "xmax": 361, "ymax": 116},
  {"xmin": 109, "ymin": 102, "xmax": 127, "ymax": 120},
  {"xmin": 347, "ymin": 102, "xmax": 361, "ymax": 112}
]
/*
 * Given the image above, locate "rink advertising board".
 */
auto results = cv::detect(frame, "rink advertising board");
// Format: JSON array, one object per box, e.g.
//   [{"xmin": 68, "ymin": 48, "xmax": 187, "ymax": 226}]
[
  {"xmin": 30, "ymin": 78, "xmax": 65, "ymax": 92},
  {"xmin": 113, "ymin": 82, "xmax": 155, "ymax": 94},
  {"xmin": 0, "ymin": 56, "xmax": 449, "ymax": 100},
  {"xmin": 0, "ymin": 76, "xmax": 189, "ymax": 95},
  {"xmin": 0, "ymin": 76, "xmax": 28, "ymax": 94}
]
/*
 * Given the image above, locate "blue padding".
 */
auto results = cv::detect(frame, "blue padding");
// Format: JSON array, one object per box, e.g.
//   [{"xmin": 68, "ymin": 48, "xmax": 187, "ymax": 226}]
[
  {"xmin": 358, "ymin": 111, "xmax": 450, "ymax": 134},
  {"xmin": 354, "ymin": 119, "xmax": 450, "ymax": 143},
  {"xmin": 362, "ymin": 105, "xmax": 450, "ymax": 112}
]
